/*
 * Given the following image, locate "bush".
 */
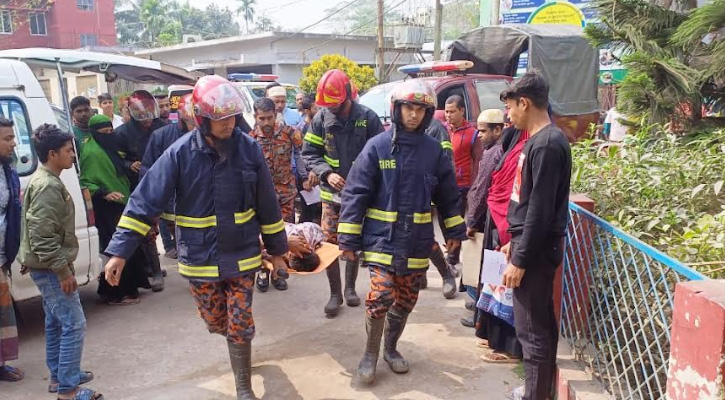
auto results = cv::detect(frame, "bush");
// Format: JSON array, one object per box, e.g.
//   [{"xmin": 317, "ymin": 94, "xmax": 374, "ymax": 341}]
[
  {"xmin": 299, "ymin": 54, "xmax": 377, "ymax": 95},
  {"xmin": 571, "ymin": 127, "xmax": 725, "ymax": 275}
]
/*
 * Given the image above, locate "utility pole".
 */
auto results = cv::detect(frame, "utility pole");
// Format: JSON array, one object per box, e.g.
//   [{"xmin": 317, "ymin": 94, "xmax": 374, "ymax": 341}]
[
  {"xmin": 433, "ymin": 0, "xmax": 443, "ymax": 61},
  {"xmin": 491, "ymin": 0, "xmax": 501, "ymax": 25},
  {"xmin": 377, "ymin": 0, "xmax": 385, "ymax": 82}
]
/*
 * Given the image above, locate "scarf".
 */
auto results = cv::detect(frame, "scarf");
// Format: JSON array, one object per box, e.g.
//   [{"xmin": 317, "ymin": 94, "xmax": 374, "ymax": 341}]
[
  {"xmin": 89, "ymin": 117, "xmax": 126, "ymax": 177},
  {"xmin": 487, "ymin": 130, "xmax": 529, "ymax": 245}
]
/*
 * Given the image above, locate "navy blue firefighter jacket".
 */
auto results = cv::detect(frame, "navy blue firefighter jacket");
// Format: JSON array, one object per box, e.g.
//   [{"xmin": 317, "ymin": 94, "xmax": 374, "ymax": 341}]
[
  {"xmin": 104, "ymin": 128, "xmax": 288, "ymax": 281},
  {"xmin": 337, "ymin": 128, "xmax": 467, "ymax": 274}
]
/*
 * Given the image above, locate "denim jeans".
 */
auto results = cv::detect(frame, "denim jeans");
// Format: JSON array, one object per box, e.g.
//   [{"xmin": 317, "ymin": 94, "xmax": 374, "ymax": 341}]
[{"xmin": 30, "ymin": 270, "xmax": 87, "ymax": 395}]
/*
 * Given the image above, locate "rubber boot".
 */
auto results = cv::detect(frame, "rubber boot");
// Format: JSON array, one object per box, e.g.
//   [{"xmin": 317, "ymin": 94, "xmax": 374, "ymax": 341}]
[
  {"xmin": 344, "ymin": 257, "xmax": 361, "ymax": 307},
  {"xmin": 383, "ymin": 308, "xmax": 410, "ymax": 373},
  {"xmin": 430, "ymin": 246, "xmax": 455, "ymax": 299},
  {"xmin": 324, "ymin": 261, "xmax": 343, "ymax": 317},
  {"xmin": 227, "ymin": 341, "xmax": 256, "ymax": 400},
  {"xmin": 142, "ymin": 240, "xmax": 164, "ymax": 292},
  {"xmin": 356, "ymin": 315, "xmax": 385, "ymax": 384}
]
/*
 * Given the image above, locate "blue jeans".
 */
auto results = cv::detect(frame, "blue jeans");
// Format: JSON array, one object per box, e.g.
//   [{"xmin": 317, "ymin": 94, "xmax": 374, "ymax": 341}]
[{"xmin": 30, "ymin": 270, "xmax": 87, "ymax": 395}]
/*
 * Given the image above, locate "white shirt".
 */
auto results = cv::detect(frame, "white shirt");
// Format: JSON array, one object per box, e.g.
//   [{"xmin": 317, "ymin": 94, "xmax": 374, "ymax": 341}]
[
  {"xmin": 605, "ymin": 108, "xmax": 629, "ymax": 142},
  {"xmin": 112, "ymin": 114, "xmax": 124, "ymax": 129}
]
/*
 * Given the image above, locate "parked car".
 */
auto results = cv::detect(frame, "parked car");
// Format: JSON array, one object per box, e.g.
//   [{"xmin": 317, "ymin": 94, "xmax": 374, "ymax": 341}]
[
  {"xmin": 0, "ymin": 60, "xmax": 101, "ymax": 301},
  {"xmin": 359, "ymin": 61, "xmax": 511, "ymax": 126}
]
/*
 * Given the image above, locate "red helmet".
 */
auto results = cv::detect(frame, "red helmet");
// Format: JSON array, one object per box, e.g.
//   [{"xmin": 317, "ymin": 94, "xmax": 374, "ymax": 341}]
[
  {"xmin": 128, "ymin": 90, "xmax": 159, "ymax": 122},
  {"xmin": 315, "ymin": 69, "xmax": 352, "ymax": 108},
  {"xmin": 192, "ymin": 75, "xmax": 244, "ymax": 127},
  {"xmin": 177, "ymin": 93, "xmax": 195, "ymax": 127}
]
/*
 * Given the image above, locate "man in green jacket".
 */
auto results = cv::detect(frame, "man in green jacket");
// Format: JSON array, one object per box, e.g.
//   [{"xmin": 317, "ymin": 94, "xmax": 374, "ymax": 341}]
[{"xmin": 19, "ymin": 124, "xmax": 102, "ymax": 400}]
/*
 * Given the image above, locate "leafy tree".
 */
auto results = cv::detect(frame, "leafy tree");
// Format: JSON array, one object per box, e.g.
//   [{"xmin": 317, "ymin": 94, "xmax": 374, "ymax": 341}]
[
  {"xmin": 324, "ymin": 0, "xmax": 402, "ymax": 36},
  {"xmin": 299, "ymin": 54, "xmax": 377, "ymax": 95},
  {"xmin": 236, "ymin": 0, "xmax": 256, "ymax": 34},
  {"xmin": 254, "ymin": 15, "xmax": 279, "ymax": 33},
  {"xmin": 441, "ymin": 0, "xmax": 479, "ymax": 40}
]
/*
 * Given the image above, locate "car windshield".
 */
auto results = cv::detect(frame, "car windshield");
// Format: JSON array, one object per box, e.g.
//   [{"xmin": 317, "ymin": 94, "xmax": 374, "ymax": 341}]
[
  {"xmin": 359, "ymin": 83, "xmax": 397, "ymax": 119},
  {"xmin": 248, "ymin": 85, "xmax": 302, "ymax": 109}
]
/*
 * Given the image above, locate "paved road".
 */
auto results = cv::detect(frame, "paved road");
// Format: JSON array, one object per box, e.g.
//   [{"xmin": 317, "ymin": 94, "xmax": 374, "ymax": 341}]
[{"xmin": 4, "ymin": 254, "xmax": 520, "ymax": 399}]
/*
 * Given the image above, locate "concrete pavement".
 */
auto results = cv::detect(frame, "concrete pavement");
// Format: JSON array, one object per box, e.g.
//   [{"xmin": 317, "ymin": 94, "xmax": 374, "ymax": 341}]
[{"xmin": 3, "ymin": 256, "xmax": 521, "ymax": 399}]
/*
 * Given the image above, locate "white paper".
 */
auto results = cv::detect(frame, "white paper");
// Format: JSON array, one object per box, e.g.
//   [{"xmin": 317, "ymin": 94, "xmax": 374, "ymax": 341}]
[
  {"xmin": 481, "ymin": 249, "xmax": 507, "ymax": 286},
  {"xmin": 300, "ymin": 186, "xmax": 321, "ymax": 204},
  {"xmin": 461, "ymin": 233, "xmax": 484, "ymax": 287}
]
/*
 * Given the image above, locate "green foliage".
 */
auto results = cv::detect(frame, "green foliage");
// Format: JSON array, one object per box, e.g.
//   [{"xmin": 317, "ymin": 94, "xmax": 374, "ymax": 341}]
[
  {"xmin": 299, "ymin": 54, "xmax": 378, "ymax": 95},
  {"xmin": 115, "ymin": 0, "xmax": 241, "ymax": 48},
  {"xmin": 236, "ymin": 0, "xmax": 256, "ymax": 34},
  {"xmin": 324, "ymin": 0, "xmax": 402, "ymax": 36},
  {"xmin": 672, "ymin": 0, "xmax": 725, "ymax": 82},
  {"xmin": 571, "ymin": 127, "xmax": 725, "ymax": 274},
  {"xmin": 442, "ymin": 0, "xmax": 480, "ymax": 40}
]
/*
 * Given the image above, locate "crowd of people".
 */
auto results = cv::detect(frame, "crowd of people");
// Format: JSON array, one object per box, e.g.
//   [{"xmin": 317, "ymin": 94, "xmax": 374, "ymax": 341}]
[{"xmin": 0, "ymin": 67, "xmax": 571, "ymax": 400}]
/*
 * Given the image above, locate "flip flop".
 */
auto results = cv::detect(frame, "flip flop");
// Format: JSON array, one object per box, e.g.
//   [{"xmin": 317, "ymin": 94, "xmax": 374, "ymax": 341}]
[
  {"xmin": 57, "ymin": 387, "xmax": 103, "ymax": 400},
  {"xmin": 0, "ymin": 365, "xmax": 24, "ymax": 381},
  {"xmin": 476, "ymin": 339, "xmax": 490, "ymax": 349},
  {"xmin": 49, "ymin": 371, "xmax": 94, "ymax": 393},
  {"xmin": 481, "ymin": 352, "xmax": 521, "ymax": 364},
  {"xmin": 107, "ymin": 297, "xmax": 140, "ymax": 306}
]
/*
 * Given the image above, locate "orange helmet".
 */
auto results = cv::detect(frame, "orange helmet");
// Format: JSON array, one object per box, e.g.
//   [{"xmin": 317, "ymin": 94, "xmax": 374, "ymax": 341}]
[
  {"xmin": 177, "ymin": 93, "xmax": 195, "ymax": 128},
  {"xmin": 192, "ymin": 75, "xmax": 245, "ymax": 128},
  {"xmin": 315, "ymin": 69, "xmax": 353, "ymax": 108}
]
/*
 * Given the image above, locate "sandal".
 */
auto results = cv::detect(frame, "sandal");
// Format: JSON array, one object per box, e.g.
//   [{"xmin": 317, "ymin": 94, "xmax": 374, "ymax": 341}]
[
  {"xmin": 0, "ymin": 365, "xmax": 24, "ymax": 381},
  {"xmin": 49, "ymin": 371, "xmax": 94, "ymax": 393},
  {"xmin": 476, "ymin": 339, "xmax": 490, "ymax": 349},
  {"xmin": 57, "ymin": 387, "xmax": 103, "ymax": 400},
  {"xmin": 481, "ymin": 352, "xmax": 521, "ymax": 364}
]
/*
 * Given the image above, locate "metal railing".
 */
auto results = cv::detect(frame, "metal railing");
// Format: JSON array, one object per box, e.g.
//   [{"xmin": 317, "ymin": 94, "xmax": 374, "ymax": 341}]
[{"xmin": 560, "ymin": 202, "xmax": 706, "ymax": 400}]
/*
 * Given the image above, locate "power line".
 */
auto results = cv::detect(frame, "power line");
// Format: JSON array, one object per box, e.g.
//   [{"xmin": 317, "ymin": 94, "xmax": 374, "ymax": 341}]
[
  {"xmin": 273, "ymin": 0, "xmax": 359, "ymax": 42},
  {"xmin": 297, "ymin": 0, "xmax": 408, "ymax": 55}
]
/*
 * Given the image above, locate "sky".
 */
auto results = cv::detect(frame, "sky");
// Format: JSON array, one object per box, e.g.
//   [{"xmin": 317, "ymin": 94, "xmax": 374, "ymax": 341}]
[{"xmin": 189, "ymin": 0, "xmax": 437, "ymax": 33}]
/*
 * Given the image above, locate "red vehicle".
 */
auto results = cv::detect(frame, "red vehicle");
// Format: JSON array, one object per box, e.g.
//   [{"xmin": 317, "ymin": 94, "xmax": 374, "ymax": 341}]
[{"xmin": 359, "ymin": 61, "xmax": 511, "ymax": 127}]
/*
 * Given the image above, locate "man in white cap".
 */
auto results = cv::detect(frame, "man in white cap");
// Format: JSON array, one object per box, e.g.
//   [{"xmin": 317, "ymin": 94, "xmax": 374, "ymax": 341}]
[
  {"xmin": 268, "ymin": 84, "xmax": 302, "ymax": 126},
  {"xmin": 461, "ymin": 109, "xmax": 507, "ymax": 327}
]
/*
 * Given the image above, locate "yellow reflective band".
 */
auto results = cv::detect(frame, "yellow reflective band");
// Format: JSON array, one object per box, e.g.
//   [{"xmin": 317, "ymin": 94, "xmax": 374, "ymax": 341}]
[
  {"xmin": 365, "ymin": 208, "xmax": 398, "ymax": 222},
  {"xmin": 304, "ymin": 132, "xmax": 324, "ymax": 146},
  {"xmin": 363, "ymin": 251, "xmax": 393, "ymax": 265},
  {"xmin": 178, "ymin": 263, "xmax": 219, "ymax": 278},
  {"xmin": 160, "ymin": 213, "xmax": 176, "ymax": 222},
  {"xmin": 320, "ymin": 189, "xmax": 334, "ymax": 202},
  {"xmin": 338, "ymin": 222, "xmax": 362, "ymax": 235},
  {"xmin": 118, "ymin": 215, "xmax": 151, "ymax": 236},
  {"xmin": 261, "ymin": 219, "xmax": 285, "ymax": 235},
  {"xmin": 441, "ymin": 141, "xmax": 453, "ymax": 150},
  {"xmin": 176, "ymin": 215, "xmax": 216, "ymax": 228},
  {"xmin": 324, "ymin": 155, "xmax": 340, "ymax": 168},
  {"xmin": 234, "ymin": 209, "xmax": 256, "ymax": 224},
  {"xmin": 238, "ymin": 254, "xmax": 263, "ymax": 271},
  {"xmin": 408, "ymin": 258, "xmax": 430, "ymax": 269},
  {"xmin": 444, "ymin": 215, "xmax": 465, "ymax": 229},
  {"xmin": 413, "ymin": 212, "xmax": 432, "ymax": 224}
]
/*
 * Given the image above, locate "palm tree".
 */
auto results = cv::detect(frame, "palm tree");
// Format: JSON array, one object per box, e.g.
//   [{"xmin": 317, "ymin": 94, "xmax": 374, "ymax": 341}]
[{"xmin": 236, "ymin": 0, "xmax": 256, "ymax": 34}]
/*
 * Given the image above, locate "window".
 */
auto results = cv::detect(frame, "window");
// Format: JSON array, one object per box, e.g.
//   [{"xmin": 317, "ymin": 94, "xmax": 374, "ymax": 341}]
[
  {"xmin": 0, "ymin": 99, "xmax": 37, "ymax": 176},
  {"xmin": 0, "ymin": 10, "xmax": 12, "ymax": 34},
  {"xmin": 29, "ymin": 12, "xmax": 47, "ymax": 36},
  {"xmin": 77, "ymin": 0, "xmax": 94, "ymax": 11},
  {"xmin": 437, "ymin": 84, "xmax": 471, "ymax": 120},
  {"xmin": 475, "ymin": 80, "xmax": 510, "ymax": 113},
  {"xmin": 80, "ymin": 34, "xmax": 97, "ymax": 47}
]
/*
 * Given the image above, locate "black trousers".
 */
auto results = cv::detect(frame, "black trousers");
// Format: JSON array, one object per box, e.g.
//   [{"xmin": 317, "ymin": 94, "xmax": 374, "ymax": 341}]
[{"xmin": 511, "ymin": 239, "xmax": 561, "ymax": 400}]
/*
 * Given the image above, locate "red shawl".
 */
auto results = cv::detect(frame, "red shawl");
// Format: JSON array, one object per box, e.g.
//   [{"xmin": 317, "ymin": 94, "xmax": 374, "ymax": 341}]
[{"xmin": 487, "ymin": 130, "xmax": 529, "ymax": 245}]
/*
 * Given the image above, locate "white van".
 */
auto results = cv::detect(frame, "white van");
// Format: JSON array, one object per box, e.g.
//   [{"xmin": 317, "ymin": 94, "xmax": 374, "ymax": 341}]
[{"xmin": 0, "ymin": 59, "xmax": 101, "ymax": 301}]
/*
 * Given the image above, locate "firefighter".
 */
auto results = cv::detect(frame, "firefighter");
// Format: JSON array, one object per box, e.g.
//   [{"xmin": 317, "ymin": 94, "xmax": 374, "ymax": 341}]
[
  {"xmin": 338, "ymin": 80, "xmax": 466, "ymax": 384},
  {"xmin": 423, "ymin": 116, "xmax": 459, "ymax": 299},
  {"xmin": 302, "ymin": 69, "xmax": 384, "ymax": 317},
  {"xmin": 103, "ymin": 75, "xmax": 288, "ymax": 400}
]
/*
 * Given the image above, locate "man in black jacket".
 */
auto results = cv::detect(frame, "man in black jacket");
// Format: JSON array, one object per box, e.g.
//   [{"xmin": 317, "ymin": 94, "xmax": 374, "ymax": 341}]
[
  {"xmin": 499, "ymin": 71, "xmax": 571, "ymax": 400},
  {"xmin": 115, "ymin": 90, "xmax": 166, "ymax": 291}
]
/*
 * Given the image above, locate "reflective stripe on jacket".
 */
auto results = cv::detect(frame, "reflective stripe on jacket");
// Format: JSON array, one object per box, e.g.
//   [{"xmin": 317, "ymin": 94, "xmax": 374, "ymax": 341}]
[
  {"xmin": 338, "ymin": 128, "xmax": 467, "ymax": 274},
  {"xmin": 301, "ymin": 103, "xmax": 384, "ymax": 204},
  {"xmin": 105, "ymin": 129, "xmax": 288, "ymax": 281}
]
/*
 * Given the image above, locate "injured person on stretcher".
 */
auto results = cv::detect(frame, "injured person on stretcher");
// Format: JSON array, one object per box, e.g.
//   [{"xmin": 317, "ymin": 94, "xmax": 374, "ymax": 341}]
[{"xmin": 262, "ymin": 222, "xmax": 342, "ymax": 274}]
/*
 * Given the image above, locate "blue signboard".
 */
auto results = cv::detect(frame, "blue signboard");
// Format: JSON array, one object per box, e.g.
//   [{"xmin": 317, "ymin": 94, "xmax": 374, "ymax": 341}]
[{"xmin": 503, "ymin": 12, "xmax": 532, "ymax": 24}]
